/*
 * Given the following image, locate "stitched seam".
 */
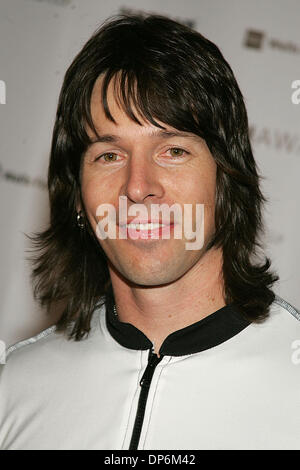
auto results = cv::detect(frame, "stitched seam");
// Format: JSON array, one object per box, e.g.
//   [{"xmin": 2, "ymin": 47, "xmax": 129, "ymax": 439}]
[
  {"xmin": 274, "ymin": 295, "xmax": 300, "ymax": 321},
  {"xmin": 6, "ymin": 325, "xmax": 57, "ymax": 360}
]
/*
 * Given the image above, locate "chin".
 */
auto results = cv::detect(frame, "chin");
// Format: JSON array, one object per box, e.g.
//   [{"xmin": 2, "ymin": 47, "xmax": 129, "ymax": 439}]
[
  {"xmin": 120, "ymin": 271, "xmax": 168, "ymax": 287},
  {"xmin": 117, "ymin": 263, "xmax": 190, "ymax": 288}
]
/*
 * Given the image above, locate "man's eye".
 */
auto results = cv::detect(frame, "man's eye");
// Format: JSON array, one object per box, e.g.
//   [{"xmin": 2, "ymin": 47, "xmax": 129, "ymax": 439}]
[
  {"xmin": 95, "ymin": 148, "xmax": 188, "ymax": 162},
  {"xmin": 96, "ymin": 153, "xmax": 119, "ymax": 162},
  {"xmin": 168, "ymin": 147, "xmax": 188, "ymax": 158}
]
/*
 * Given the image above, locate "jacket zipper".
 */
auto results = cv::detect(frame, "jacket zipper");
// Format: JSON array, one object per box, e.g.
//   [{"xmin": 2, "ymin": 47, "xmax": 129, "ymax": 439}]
[{"xmin": 129, "ymin": 349, "xmax": 163, "ymax": 450}]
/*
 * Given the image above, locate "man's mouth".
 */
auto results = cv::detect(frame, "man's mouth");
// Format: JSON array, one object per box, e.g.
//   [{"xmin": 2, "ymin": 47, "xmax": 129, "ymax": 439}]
[{"xmin": 118, "ymin": 221, "xmax": 175, "ymax": 240}]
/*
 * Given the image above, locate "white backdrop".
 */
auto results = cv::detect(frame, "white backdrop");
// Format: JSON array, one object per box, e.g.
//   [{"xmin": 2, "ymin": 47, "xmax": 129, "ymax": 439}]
[{"xmin": 0, "ymin": 0, "xmax": 299, "ymax": 347}]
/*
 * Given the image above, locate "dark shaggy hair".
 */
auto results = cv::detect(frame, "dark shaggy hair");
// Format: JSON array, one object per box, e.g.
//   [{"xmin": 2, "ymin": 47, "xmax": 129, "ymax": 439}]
[{"xmin": 27, "ymin": 13, "xmax": 278, "ymax": 340}]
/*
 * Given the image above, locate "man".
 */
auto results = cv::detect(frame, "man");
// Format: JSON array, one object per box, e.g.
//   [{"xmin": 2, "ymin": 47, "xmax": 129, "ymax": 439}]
[{"xmin": 0, "ymin": 13, "xmax": 299, "ymax": 450}]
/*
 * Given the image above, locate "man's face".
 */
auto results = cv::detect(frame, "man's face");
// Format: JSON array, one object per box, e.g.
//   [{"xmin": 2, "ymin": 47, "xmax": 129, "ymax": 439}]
[{"xmin": 80, "ymin": 75, "xmax": 217, "ymax": 286}]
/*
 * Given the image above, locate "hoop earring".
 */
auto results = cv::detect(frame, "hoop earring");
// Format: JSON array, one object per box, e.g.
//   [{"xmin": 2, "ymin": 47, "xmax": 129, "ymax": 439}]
[{"xmin": 77, "ymin": 210, "xmax": 85, "ymax": 229}]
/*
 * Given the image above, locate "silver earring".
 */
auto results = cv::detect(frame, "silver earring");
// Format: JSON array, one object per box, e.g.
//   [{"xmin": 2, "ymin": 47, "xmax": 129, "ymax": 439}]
[
  {"xmin": 113, "ymin": 305, "xmax": 118, "ymax": 318},
  {"xmin": 77, "ymin": 210, "xmax": 85, "ymax": 229}
]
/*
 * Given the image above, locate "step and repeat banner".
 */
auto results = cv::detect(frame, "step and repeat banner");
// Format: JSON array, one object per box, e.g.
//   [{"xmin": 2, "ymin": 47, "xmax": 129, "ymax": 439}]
[{"xmin": 0, "ymin": 0, "xmax": 299, "ymax": 346}]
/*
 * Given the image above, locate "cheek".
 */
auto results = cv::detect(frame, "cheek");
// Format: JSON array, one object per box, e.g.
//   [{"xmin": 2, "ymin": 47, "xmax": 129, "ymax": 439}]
[
  {"xmin": 81, "ymin": 173, "xmax": 114, "ymax": 213},
  {"xmin": 195, "ymin": 162, "xmax": 216, "ymax": 205},
  {"xmin": 176, "ymin": 166, "xmax": 216, "ymax": 234},
  {"xmin": 173, "ymin": 168, "xmax": 216, "ymax": 206},
  {"xmin": 81, "ymin": 181, "xmax": 98, "ymax": 215}
]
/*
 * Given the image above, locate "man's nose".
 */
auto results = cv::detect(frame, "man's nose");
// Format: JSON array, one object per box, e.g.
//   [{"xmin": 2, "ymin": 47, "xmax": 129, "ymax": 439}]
[{"xmin": 123, "ymin": 155, "xmax": 164, "ymax": 204}]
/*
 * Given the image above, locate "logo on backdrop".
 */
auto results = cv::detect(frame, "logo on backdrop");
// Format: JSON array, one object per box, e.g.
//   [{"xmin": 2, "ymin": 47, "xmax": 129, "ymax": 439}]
[
  {"xmin": 244, "ymin": 29, "xmax": 300, "ymax": 55},
  {"xmin": 244, "ymin": 30, "xmax": 265, "ymax": 50},
  {"xmin": 249, "ymin": 124, "xmax": 300, "ymax": 156},
  {"xmin": 0, "ymin": 80, "xmax": 6, "ymax": 104},
  {"xmin": 0, "ymin": 162, "xmax": 47, "ymax": 189},
  {"xmin": 291, "ymin": 80, "xmax": 300, "ymax": 105}
]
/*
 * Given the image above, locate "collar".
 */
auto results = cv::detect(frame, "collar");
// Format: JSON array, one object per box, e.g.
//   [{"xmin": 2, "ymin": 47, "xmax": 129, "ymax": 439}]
[{"xmin": 105, "ymin": 301, "xmax": 251, "ymax": 357}]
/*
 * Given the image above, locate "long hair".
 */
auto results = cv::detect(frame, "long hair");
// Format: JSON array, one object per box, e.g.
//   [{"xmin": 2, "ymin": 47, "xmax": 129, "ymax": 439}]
[{"xmin": 27, "ymin": 13, "xmax": 278, "ymax": 340}]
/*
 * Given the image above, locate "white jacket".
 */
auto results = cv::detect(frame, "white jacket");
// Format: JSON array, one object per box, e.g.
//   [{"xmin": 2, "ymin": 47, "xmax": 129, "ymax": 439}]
[{"xmin": 0, "ymin": 295, "xmax": 299, "ymax": 450}]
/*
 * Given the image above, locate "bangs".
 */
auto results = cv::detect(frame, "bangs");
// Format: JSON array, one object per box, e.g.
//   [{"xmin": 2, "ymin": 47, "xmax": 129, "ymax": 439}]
[{"xmin": 80, "ymin": 67, "xmax": 205, "ymax": 148}]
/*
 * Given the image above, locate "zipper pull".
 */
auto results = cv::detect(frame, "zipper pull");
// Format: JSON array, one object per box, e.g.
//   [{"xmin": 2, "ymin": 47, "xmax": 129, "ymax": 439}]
[{"xmin": 139, "ymin": 351, "xmax": 163, "ymax": 388}]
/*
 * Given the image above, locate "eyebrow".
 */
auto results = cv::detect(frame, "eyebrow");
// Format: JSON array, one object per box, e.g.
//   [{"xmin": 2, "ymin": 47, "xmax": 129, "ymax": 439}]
[{"xmin": 89, "ymin": 129, "xmax": 200, "ymax": 144}]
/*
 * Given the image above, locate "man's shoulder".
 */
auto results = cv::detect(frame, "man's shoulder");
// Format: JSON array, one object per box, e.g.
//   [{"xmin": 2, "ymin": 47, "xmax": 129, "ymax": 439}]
[
  {"xmin": 238, "ymin": 295, "xmax": 300, "ymax": 362},
  {"xmin": 4, "ymin": 324, "xmax": 57, "ymax": 364},
  {"xmin": 1, "ymin": 302, "xmax": 106, "ymax": 371},
  {"xmin": 267, "ymin": 294, "xmax": 300, "ymax": 333},
  {"xmin": 0, "ymin": 323, "xmax": 64, "ymax": 402},
  {"xmin": 272, "ymin": 294, "xmax": 300, "ymax": 322}
]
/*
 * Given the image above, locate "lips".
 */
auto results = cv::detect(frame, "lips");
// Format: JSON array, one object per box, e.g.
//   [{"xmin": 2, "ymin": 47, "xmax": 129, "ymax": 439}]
[
  {"xmin": 118, "ymin": 219, "xmax": 174, "ymax": 227},
  {"xmin": 118, "ymin": 220, "xmax": 175, "ymax": 240}
]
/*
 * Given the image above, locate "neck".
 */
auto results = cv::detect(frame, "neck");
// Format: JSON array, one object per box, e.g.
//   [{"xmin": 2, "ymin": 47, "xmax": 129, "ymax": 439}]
[{"xmin": 109, "ymin": 247, "xmax": 225, "ymax": 355}]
